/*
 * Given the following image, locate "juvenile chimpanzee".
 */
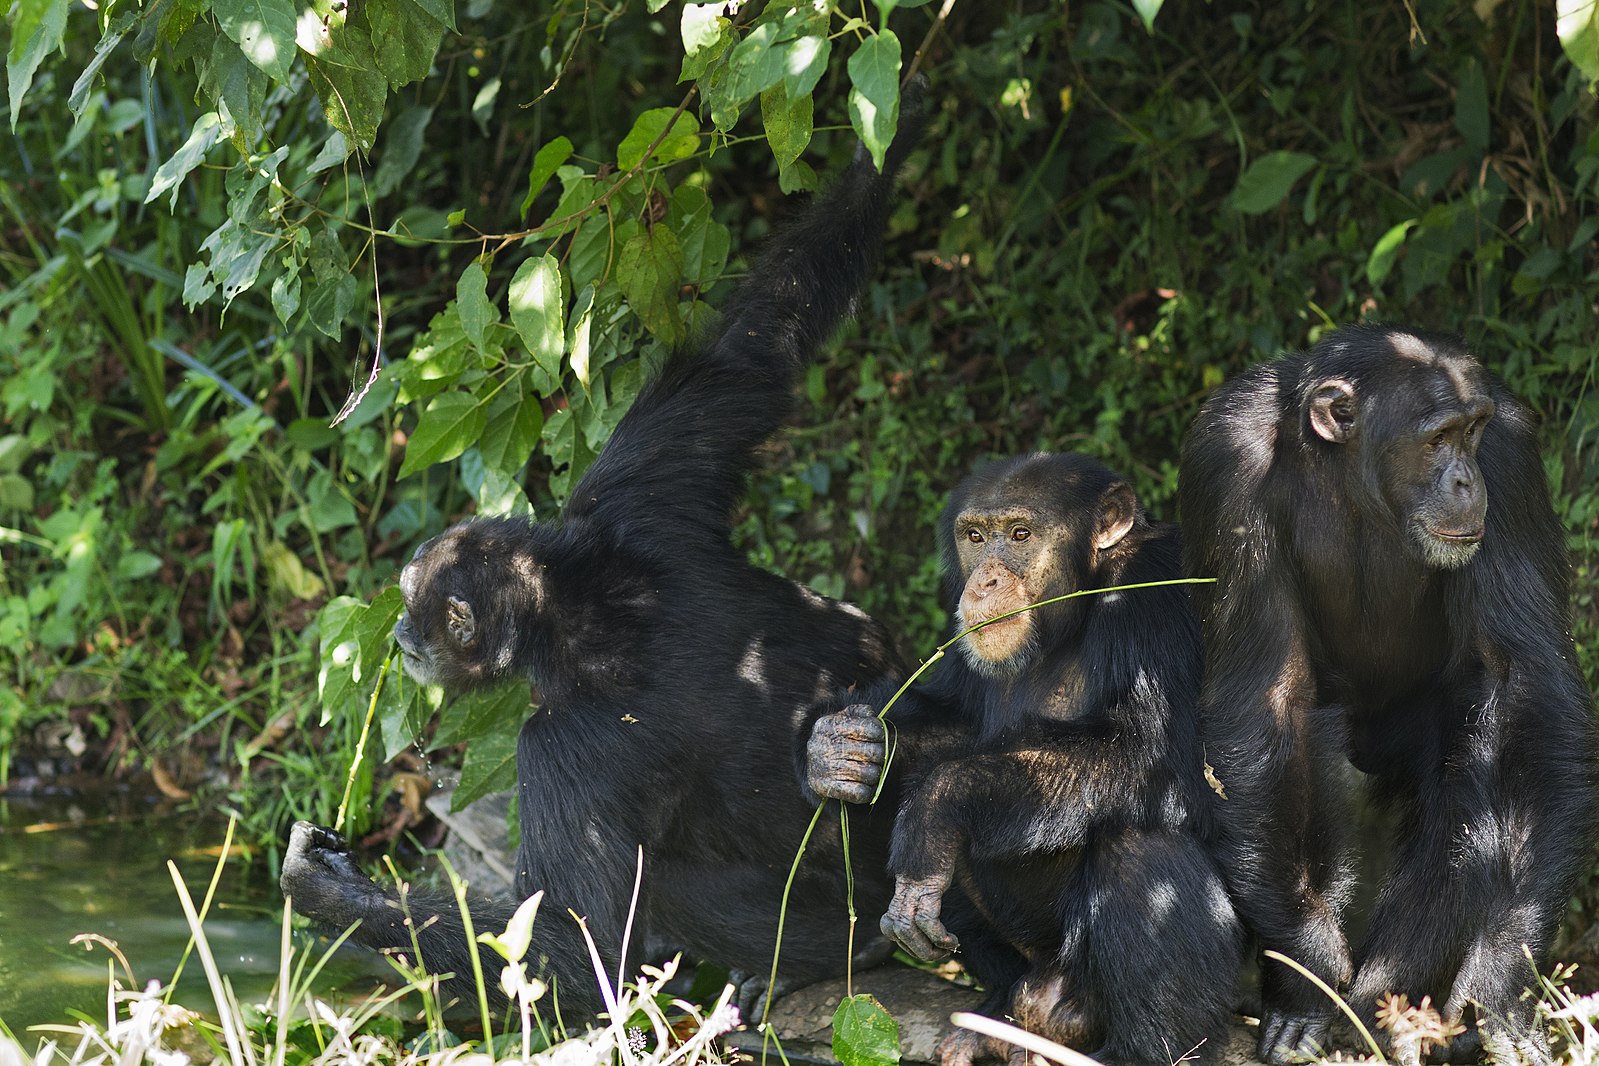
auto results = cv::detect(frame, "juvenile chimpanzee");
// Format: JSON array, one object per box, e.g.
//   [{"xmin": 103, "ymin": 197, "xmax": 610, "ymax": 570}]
[
  {"xmin": 279, "ymin": 99, "xmax": 928, "ymax": 1015},
  {"xmin": 807, "ymin": 453, "xmax": 1243, "ymax": 1066},
  {"xmin": 1180, "ymin": 324, "xmax": 1598, "ymax": 1065}
]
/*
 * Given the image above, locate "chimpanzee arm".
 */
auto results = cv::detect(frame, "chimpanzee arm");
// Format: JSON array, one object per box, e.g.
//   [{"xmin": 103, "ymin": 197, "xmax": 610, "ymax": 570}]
[
  {"xmin": 876, "ymin": 732, "xmax": 1148, "ymax": 962},
  {"xmin": 281, "ymin": 822, "xmax": 551, "ymax": 1011},
  {"xmin": 567, "ymin": 83, "xmax": 926, "ymax": 541}
]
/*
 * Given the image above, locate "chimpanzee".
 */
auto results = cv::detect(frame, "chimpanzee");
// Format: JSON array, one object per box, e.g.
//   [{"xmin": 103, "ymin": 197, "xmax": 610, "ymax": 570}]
[
  {"xmin": 1180, "ymin": 324, "xmax": 1599, "ymax": 1065},
  {"xmin": 278, "ymin": 96, "xmax": 928, "ymax": 1015},
  {"xmin": 806, "ymin": 452, "xmax": 1243, "ymax": 1066}
]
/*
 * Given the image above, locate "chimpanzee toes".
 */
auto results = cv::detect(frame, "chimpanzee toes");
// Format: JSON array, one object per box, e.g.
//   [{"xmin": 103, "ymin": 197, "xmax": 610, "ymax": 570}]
[{"xmin": 1259, "ymin": 1010, "xmax": 1331, "ymax": 1065}]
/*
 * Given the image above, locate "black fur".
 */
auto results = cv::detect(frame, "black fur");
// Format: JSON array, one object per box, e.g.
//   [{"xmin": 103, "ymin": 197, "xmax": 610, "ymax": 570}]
[
  {"xmin": 1180, "ymin": 324, "xmax": 1599, "ymax": 1065},
  {"xmin": 280, "ymin": 98, "xmax": 927, "ymax": 1016},
  {"xmin": 806, "ymin": 453, "xmax": 1242, "ymax": 1066}
]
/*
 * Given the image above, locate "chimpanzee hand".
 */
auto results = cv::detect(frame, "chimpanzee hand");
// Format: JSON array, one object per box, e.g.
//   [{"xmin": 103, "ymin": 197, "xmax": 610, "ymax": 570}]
[
  {"xmin": 280, "ymin": 821, "xmax": 381, "ymax": 929},
  {"xmin": 806, "ymin": 703, "xmax": 886, "ymax": 804},
  {"xmin": 881, "ymin": 873, "xmax": 958, "ymax": 962}
]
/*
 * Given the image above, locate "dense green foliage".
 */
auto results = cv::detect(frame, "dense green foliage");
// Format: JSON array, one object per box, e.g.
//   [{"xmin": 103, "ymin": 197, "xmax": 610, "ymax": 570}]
[{"xmin": 2, "ymin": 0, "xmax": 1597, "ymax": 902}]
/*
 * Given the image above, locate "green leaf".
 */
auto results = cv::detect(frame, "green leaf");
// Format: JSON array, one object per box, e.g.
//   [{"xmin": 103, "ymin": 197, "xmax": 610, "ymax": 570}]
[
  {"xmin": 262, "ymin": 540, "xmax": 326, "ymax": 599},
  {"xmin": 832, "ymin": 995, "xmax": 901, "ymax": 1066},
  {"xmin": 540, "ymin": 407, "xmax": 596, "ymax": 504},
  {"xmin": 213, "ymin": 0, "xmax": 297, "ymax": 84},
  {"xmin": 480, "ymin": 378, "xmax": 544, "ymax": 480},
  {"xmin": 146, "ymin": 112, "xmax": 228, "ymax": 209},
  {"xmin": 399, "ymin": 392, "xmax": 487, "ymax": 478},
  {"xmin": 1558, "ymin": 0, "xmax": 1599, "ymax": 88},
  {"xmin": 68, "ymin": 12, "xmax": 134, "ymax": 119},
  {"xmin": 301, "ymin": 7, "xmax": 388, "ymax": 151},
  {"xmin": 725, "ymin": 22, "xmax": 790, "ymax": 103},
  {"xmin": 7, "ymin": 0, "xmax": 69, "ymax": 129},
  {"xmin": 116, "ymin": 551, "xmax": 163, "ymax": 581},
  {"xmin": 618, "ymin": 227, "xmax": 685, "ymax": 346},
  {"xmin": 368, "ymin": 0, "xmax": 447, "ymax": 89},
  {"xmin": 617, "ymin": 107, "xmax": 701, "ymax": 170},
  {"xmin": 761, "ymin": 82, "xmax": 814, "ymax": 172},
  {"xmin": 847, "ymin": 32, "xmax": 902, "ymax": 172},
  {"xmin": 1454, "ymin": 58, "xmax": 1489, "ymax": 153},
  {"xmin": 520, "ymin": 136, "xmax": 574, "ymax": 219},
  {"xmin": 672, "ymin": 185, "xmax": 730, "ymax": 282},
  {"xmin": 455, "ymin": 729, "xmax": 520, "ymax": 809},
  {"xmin": 509, "ymin": 255, "xmax": 565, "ymax": 382},
  {"xmin": 202, "ymin": 36, "xmax": 270, "ymax": 147},
  {"xmin": 457, "ymin": 260, "xmax": 497, "ymax": 353},
  {"xmin": 783, "ymin": 34, "xmax": 830, "ymax": 100},
  {"xmin": 373, "ymin": 105, "xmax": 434, "ymax": 198},
  {"xmin": 1130, "ymin": 0, "xmax": 1164, "ymax": 33},
  {"xmin": 434, "ymin": 683, "xmax": 529, "ymax": 749},
  {"xmin": 1366, "ymin": 219, "xmax": 1417, "ymax": 285},
  {"xmin": 409, "ymin": 0, "xmax": 456, "ymax": 33},
  {"xmin": 1228, "ymin": 150, "xmax": 1318, "ymax": 215},
  {"xmin": 567, "ymin": 286, "xmax": 597, "ymax": 388}
]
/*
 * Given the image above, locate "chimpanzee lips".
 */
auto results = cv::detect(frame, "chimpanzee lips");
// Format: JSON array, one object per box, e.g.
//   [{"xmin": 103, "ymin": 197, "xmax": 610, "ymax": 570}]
[{"xmin": 1429, "ymin": 526, "xmax": 1484, "ymax": 543}]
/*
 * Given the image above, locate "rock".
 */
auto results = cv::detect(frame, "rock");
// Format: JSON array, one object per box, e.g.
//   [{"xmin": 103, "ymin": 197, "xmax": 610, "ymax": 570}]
[
  {"xmin": 425, "ymin": 783, "xmax": 516, "ymax": 897},
  {"xmin": 728, "ymin": 964, "xmax": 986, "ymax": 1064}
]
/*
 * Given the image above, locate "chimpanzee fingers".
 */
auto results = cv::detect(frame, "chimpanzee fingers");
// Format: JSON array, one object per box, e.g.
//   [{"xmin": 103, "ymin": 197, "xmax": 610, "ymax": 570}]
[
  {"xmin": 288, "ymin": 820, "xmax": 365, "ymax": 880},
  {"xmin": 880, "ymin": 906, "xmax": 958, "ymax": 962},
  {"xmin": 807, "ymin": 707, "xmax": 887, "ymax": 803}
]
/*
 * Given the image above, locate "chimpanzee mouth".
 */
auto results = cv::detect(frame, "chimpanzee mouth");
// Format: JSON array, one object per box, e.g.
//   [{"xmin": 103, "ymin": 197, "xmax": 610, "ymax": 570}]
[{"xmin": 1428, "ymin": 526, "xmax": 1484, "ymax": 543}]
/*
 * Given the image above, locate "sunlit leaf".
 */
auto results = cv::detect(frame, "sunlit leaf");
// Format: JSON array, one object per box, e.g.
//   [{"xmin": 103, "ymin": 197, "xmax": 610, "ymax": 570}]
[
  {"xmin": 399, "ymin": 392, "xmax": 487, "ymax": 477},
  {"xmin": 833, "ymin": 995, "xmax": 901, "ymax": 1066},
  {"xmin": 457, "ymin": 260, "xmax": 497, "ymax": 353},
  {"xmin": 214, "ymin": 0, "xmax": 297, "ymax": 83},
  {"xmin": 7, "ymin": 0, "xmax": 70, "ymax": 128},
  {"xmin": 1558, "ymin": 0, "xmax": 1599, "ymax": 88},
  {"xmin": 847, "ymin": 32, "xmax": 902, "ymax": 172}
]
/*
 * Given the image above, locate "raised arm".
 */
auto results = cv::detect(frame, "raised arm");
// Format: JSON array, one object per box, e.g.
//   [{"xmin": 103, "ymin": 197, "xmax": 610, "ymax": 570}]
[{"xmin": 568, "ymin": 84, "xmax": 926, "ymax": 539}]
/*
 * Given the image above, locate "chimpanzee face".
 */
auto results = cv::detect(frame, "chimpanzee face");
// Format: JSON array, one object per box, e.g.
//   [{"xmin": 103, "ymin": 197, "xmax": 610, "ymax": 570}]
[
  {"xmin": 946, "ymin": 457, "xmax": 1136, "ymax": 675},
  {"xmin": 392, "ymin": 519, "xmax": 538, "ymax": 691},
  {"xmin": 1305, "ymin": 333, "xmax": 1493, "ymax": 571}
]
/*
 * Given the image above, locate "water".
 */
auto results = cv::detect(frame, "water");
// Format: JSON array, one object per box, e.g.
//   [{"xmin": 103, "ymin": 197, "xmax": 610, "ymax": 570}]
[{"xmin": 0, "ymin": 792, "xmax": 384, "ymax": 1039}]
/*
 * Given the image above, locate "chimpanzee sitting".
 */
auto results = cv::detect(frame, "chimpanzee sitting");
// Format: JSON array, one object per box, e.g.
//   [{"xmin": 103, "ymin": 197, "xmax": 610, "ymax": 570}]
[
  {"xmin": 1180, "ymin": 324, "xmax": 1598, "ymax": 1066},
  {"xmin": 279, "ymin": 97, "xmax": 929, "ymax": 1015},
  {"xmin": 806, "ymin": 453, "xmax": 1242, "ymax": 1066}
]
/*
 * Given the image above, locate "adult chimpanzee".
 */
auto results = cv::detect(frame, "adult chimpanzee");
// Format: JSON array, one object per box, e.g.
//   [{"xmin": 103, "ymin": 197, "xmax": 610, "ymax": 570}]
[
  {"xmin": 278, "ymin": 98, "xmax": 928, "ymax": 1015},
  {"xmin": 806, "ymin": 452, "xmax": 1243, "ymax": 1066},
  {"xmin": 1180, "ymin": 324, "xmax": 1598, "ymax": 1065}
]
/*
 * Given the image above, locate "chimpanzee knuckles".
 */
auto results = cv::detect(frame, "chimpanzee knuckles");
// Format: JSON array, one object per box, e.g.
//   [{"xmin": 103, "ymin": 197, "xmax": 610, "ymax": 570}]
[
  {"xmin": 806, "ymin": 703, "xmax": 886, "ymax": 804},
  {"xmin": 281, "ymin": 821, "xmax": 371, "ymax": 907},
  {"xmin": 881, "ymin": 876, "xmax": 959, "ymax": 962}
]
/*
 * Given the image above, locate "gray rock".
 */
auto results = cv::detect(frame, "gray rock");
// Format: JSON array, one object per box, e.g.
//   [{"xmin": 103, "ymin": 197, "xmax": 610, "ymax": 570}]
[
  {"xmin": 728, "ymin": 964, "xmax": 986, "ymax": 1064},
  {"xmin": 425, "ymin": 784, "xmax": 515, "ymax": 897}
]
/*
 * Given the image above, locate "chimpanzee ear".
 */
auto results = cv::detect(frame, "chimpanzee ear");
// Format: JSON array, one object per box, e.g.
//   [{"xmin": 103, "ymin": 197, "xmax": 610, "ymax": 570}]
[
  {"xmin": 1094, "ymin": 482, "xmax": 1137, "ymax": 551},
  {"xmin": 1308, "ymin": 379, "xmax": 1358, "ymax": 444},
  {"xmin": 446, "ymin": 596, "xmax": 477, "ymax": 648}
]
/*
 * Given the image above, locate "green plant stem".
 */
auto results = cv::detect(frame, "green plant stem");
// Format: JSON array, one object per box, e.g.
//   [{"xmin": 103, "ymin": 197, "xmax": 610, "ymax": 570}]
[{"xmin": 336, "ymin": 652, "xmax": 392, "ymax": 832}]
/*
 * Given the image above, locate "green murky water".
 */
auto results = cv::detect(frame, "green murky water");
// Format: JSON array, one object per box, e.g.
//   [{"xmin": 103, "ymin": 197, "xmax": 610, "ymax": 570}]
[{"xmin": 0, "ymin": 793, "xmax": 382, "ymax": 1039}]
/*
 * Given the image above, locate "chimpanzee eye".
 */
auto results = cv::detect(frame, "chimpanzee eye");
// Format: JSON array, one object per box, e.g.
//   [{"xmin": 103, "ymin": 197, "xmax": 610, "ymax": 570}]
[
  {"xmin": 966, "ymin": 528, "xmax": 983, "ymax": 544},
  {"xmin": 1428, "ymin": 432, "xmax": 1448, "ymax": 449},
  {"xmin": 1012, "ymin": 527, "xmax": 1031, "ymax": 542}
]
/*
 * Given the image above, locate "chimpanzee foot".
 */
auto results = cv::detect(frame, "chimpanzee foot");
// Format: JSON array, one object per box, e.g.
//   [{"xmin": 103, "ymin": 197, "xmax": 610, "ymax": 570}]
[{"xmin": 1259, "ymin": 1009, "xmax": 1332, "ymax": 1065}]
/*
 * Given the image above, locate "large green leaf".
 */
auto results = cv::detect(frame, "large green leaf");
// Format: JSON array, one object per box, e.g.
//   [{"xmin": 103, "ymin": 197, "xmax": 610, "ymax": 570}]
[
  {"xmin": 367, "ymin": 0, "xmax": 448, "ymax": 88},
  {"xmin": 1229, "ymin": 151, "xmax": 1318, "ymax": 215},
  {"xmin": 146, "ymin": 112, "xmax": 228, "ymax": 209},
  {"xmin": 617, "ymin": 107, "xmax": 701, "ymax": 170},
  {"xmin": 847, "ymin": 32, "xmax": 902, "ymax": 172},
  {"xmin": 213, "ymin": 0, "xmax": 297, "ymax": 83},
  {"xmin": 399, "ymin": 392, "xmax": 487, "ymax": 478},
  {"xmin": 7, "ymin": 0, "xmax": 69, "ymax": 129},
  {"xmin": 618, "ymin": 227, "xmax": 685, "ymax": 346},
  {"xmin": 509, "ymin": 255, "xmax": 565, "ymax": 384},
  {"xmin": 832, "ymin": 995, "xmax": 901, "ymax": 1066},
  {"xmin": 456, "ymin": 260, "xmax": 498, "ymax": 354}
]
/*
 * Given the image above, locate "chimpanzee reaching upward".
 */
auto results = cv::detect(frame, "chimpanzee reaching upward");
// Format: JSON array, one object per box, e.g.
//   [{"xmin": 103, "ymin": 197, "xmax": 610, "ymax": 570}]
[
  {"xmin": 1180, "ymin": 324, "xmax": 1598, "ymax": 1066},
  {"xmin": 279, "ymin": 96, "xmax": 929, "ymax": 1015},
  {"xmin": 807, "ymin": 453, "xmax": 1243, "ymax": 1066}
]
